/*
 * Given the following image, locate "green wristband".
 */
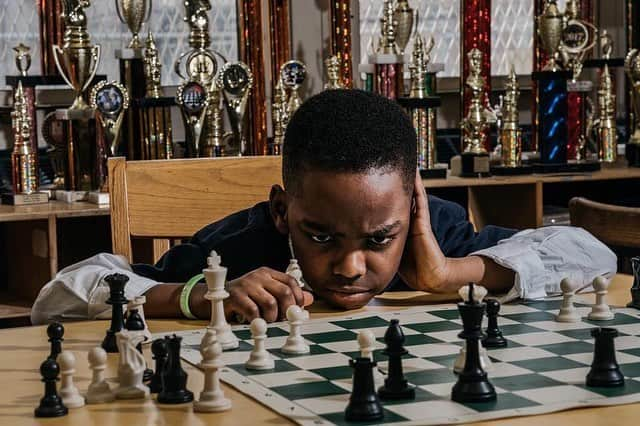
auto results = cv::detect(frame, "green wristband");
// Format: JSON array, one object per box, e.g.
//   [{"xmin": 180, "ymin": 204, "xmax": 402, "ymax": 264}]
[{"xmin": 180, "ymin": 273, "xmax": 204, "ymax": 320}]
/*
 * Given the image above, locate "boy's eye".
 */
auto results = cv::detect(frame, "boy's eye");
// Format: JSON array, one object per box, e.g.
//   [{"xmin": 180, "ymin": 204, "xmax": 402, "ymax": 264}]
[
  {"xmin": 369, "ymin": 236, "xmax": 392, "ymax": 246},
  {"xmin": 310, "ymin": 234, "xmax": 333, "ymax": 243}
]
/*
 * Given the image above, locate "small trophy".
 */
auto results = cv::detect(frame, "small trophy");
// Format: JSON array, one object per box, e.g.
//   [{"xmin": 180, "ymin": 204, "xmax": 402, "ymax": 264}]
[
  {"xmin": 115, "ymin": 0, "xmax": 152, "ymax": 50},
  {"xmin": 280, "ymin": 60, "xmax": 306, "ymax": 116},
  {"xmin": 558, "ymin": 0, "xmax": 597, "ymax": 82},
  {"xmin": 271, "ymin": 76, "xmax": 289, "ymax": 155},
  {"xmin": 13, "ymin": 44, "xmax": 31, "ymax": 77},
  {"xmin": 218, "ymin": 62, "xmax": 254, "ymax": 156},
  {"xmin": 593, "ymin": 65, "xmax": 617, "ymax": 163},
  {"xmin": 625, "ymin": 49, "xmax": 640, "ymax": 167},
  {"xmin": 324, "ymin": 56, "xmax": 344, "ymax": 90},
  {"xmin": 90, "ymin": 81, "xmax": 130, "ymax": 157},
  {"xmin": 393, "ymin": 0, "xmax": 414, "ymax": 55},
  {"xmin": 176, "ymin": 80, "xmax": 210, "ymax": 157}
]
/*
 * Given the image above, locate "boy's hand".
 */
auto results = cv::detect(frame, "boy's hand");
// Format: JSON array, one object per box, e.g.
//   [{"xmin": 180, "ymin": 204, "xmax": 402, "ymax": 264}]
[
  {"xmin": 398, "ymin": 170, "xmax": 452, "ymax": 293},
  {"xmin": 222, "ymin": 267, "xmax": 314, "ymax": 323}
]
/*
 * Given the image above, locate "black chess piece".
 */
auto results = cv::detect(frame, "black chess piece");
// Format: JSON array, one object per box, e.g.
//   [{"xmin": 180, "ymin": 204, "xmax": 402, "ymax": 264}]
[
  {"xmin": 149, "ymin": 338, "xmax": 169, "ymax": 393},
  {"xmin": 126, "ymin": 309, "xmax": 153, "ymax": 382},
  {"xmin": 34, "ymin": 358, "xmax": 68, "ymax": 418},
  {"xmin": 627, "ymin": 257, "xmax": 640, "ymax": 310},
  {"xmin": 377, "ymin": 319, "xmax": 415, "ymax": 400},
  {"xmin": 586, "ymin": 327, "xmax": 625, "ymax": 387},
  {"xmin": 451, "ymin": 284, "xmax": 497, "ymax": 403},
  {"xmin": 482, "ymin": 299, "xmax": 507, "ymax": 348},
  {"xmin": 157, "ymin": 335, "xmax": 194, "ymax": 404},
  {"xmin": 101, "ymin": 273, "xmax": 130, "ymax": 353},
  {"xmin": 47, "ymin": 322, "xmax": 64, "ymax": 361},
  {"xmin": 345, "ymin": 357, "xmax": 384, "ymax": 422}
]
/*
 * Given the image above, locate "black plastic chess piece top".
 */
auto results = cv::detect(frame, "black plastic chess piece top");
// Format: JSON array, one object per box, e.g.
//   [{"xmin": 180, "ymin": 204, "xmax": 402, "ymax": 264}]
[
  {"xmin": 101, "ymin": 273, "xmax": 130, "ymax": 353},
  {"xmin": 149, "ymin": 338, "xmax": 169, "ymax": 393},
  {"xmin": 345, "ymin": 357, "xmax": 384, "ymax": 422},
  {"xmin": 157, "ymin": 335, "xmax": 194, "ymax": 404},
  {"xmin": 452, "ymin": 284, "xmax": 497, "ymax": 403},
  {"xmin": 377, "ymin": 319, "xmax": 415, "ymax": 400},
  {"xmin": 34, "ymin": 358, "xmax": 68, "ymax": 418},
  {"xmin": 627, "ymin": 257, "xmax": 640, "ymax": 310},
  {"xmin": 482, "ymin": 299, "xmax": 507, "ymax": 348},
  {"xmin": 586, "ymin": 327, "xmax": 625, "ymax": 387},
  {"xmin": 125, "ymin": 308, "xmax": 145, "ymax": 331},
  {"xmin": 47, "ymin": 322, "xmax": 64, "ymax": 360}
]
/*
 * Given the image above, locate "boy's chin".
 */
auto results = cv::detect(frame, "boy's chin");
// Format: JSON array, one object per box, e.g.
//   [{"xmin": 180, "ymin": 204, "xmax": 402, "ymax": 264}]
[{"xmin": 321, "ymin": 290, "xmax": 376, "ymax": 310}]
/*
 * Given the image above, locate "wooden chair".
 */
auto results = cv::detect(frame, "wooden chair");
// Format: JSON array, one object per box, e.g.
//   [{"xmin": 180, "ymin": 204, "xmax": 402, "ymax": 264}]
[
  {"xmin": 569, "ymin": 197, "xmax": 640, "ymax": 249},
  {"xmin": 108, "ymin": 156, "xmax": 282, "ymax": 263}
]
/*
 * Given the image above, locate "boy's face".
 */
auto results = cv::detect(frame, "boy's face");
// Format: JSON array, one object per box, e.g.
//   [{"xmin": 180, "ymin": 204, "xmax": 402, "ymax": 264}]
[{"xmin": 276, "ymin": 169, "xmax": 412, "ymax": 309}]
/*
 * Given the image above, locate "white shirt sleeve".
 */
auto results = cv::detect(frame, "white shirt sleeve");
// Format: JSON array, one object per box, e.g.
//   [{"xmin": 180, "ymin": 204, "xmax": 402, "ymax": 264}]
[
  {"xmin": 30, "ymin": 253, "xmax": 159, "ymax": 325},
  {"xmin": 471, "ymin": 226, "xmax": 618, "ymax": 302}
]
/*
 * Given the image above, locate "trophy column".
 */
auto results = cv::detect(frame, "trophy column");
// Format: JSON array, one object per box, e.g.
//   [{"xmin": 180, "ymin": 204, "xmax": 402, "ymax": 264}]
[
  {"xmin": 532, "ymin": 70, "xmax": 570, "ymax": 168},
  {"xmin": 116, "ymin": 50, "xmax": 145, "ymax": 160}
]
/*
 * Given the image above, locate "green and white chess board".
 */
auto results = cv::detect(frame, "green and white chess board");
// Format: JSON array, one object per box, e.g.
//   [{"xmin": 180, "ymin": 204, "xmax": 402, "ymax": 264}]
[{"xmin": 173, "ymin": 299, "xmax": 640, "ymax": 425}]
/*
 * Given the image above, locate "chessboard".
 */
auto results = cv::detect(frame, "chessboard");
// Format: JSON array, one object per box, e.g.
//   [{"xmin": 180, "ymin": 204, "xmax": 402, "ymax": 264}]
[{"xmin": 170, "ymin": 299, "xmax": 640, "ymax": 426}]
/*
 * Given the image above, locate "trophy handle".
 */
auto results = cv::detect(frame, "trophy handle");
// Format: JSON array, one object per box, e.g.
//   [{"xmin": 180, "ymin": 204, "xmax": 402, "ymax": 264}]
[
  {"xmin": 83, "ymin": 44, "xmax": 101, "ymax": 93},
  {"xmin": 52, "ymin": 45, "xmax": 75, "ymax": 90},
  {"xmin": 115, "ymin": 0, "xmax": 125, "ymax": 24},
  {"xmin": 174, "ymin": 50, "xmax": 190, "ymax": 80},
  {"xmin": 145, "ymin": 0, "xmax": 153, "ymax": 24}
]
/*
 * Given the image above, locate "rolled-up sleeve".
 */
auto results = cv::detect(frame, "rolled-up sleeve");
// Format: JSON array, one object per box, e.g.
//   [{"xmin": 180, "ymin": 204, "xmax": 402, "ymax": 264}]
[{"xmin": 471, "ymin": 226, "xmax": 618, "ymax": 302}]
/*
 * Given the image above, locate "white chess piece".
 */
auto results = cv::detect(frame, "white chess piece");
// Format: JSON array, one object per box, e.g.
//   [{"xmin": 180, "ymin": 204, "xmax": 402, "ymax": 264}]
[
  {"xmin": 194, "ymin": 329, "xmax": 232, "ymax": 412},
  {"xmin": 127, "ymin": 296, "xmax": 152, "ymax": 343},
  {"xmin": 203, "ymin": 251, "xmax": 239, "ymax": 350},
  {"xmin": 588, "ymin": 276, "xmax": 615, "ymax": 321},
  {"xmin": 556, "ymin": 278, "xmax": 581, "ymax": 322},
  {"xmin": 115, "ymin": 330, "xmax": 150, "ymax": 399},
  {"xmin": 453, "ymin": 342, "xmax": 493, "ymax": 374},
  {"xmin": 246, "ymin": 318, "xmax": 275, "ymax": 370},
  {"xmin": 458, "ymin": 284, "xmax": 488, "ymax": 303},
  {"xmin": 281, "ymin": 305, "xmax": 310, "ymax": 354},
  {"xmin": 86, "ymin": 347, "xmax": 115, "ymax": 404},
  {"xmin": 58, "ymin": 351, "xmax": 85, "ymax": 408},
  {"xmin": 357, "ymin": 330, "xmax": 384, "ymax": 384},
  {"xmin": 286, "ymin": 259, "xmax": 305, "ymax": 288}
]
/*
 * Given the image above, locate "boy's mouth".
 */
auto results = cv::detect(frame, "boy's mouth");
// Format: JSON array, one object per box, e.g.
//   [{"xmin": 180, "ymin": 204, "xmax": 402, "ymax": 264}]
[{"xmin": 323, "ymin": 286, "xmax": 375, "ymax": 308}]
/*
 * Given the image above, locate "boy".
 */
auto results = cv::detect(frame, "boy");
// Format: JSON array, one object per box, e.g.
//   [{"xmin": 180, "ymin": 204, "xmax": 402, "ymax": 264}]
[{"xmin": 31, "ymin": 90, "xmax": 616, "ymax": 325}]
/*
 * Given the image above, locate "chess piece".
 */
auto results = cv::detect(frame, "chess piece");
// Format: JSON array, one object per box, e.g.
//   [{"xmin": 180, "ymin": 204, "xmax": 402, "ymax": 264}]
[
  {"xmin": 556, "ymin": 278, "xmax": 581, "ymax": 322},
  {"xmin": 377, "ymin": 319, "xmax": 415, "ymax": 400},
  {"xmin": 125, "ymin": 309, "xmax": 153, "ymax": 382},
  {"xmin": 345, "ymin": 357, "xmax": 384, "ymax": 422},
  {"xmin": 588, "ymin": 276, "xmax": 614, "ymax": 321},
  {"xmin": 115, "ymin": 330, "xmax": 150, "ymax": 399},
  {"xmin": 57, "ymin": 351, "xmax": 85, "ymax": 408},
  {"xmin": 286, "ymin": 259, "xmax": 304, "ymax": 288},
  {"xmin": 203, "ymin": 251, "xmax": 239, "ymax": 350},
  {"xmin": 451, "ymin": 284, "xmax": 496, "ymax": 403},
  {"xmin": 34, "ymin": 358, "xmax": 68, "ymax": 418},
  {"xmin": 454, "ymin": 341, "xmax": 493, "ymax": 374},
  {"xmin": 483, "ymin": 299, "xmax": 507, "ymax": 348},
  {"xmin": 358, "ymin": 329, "xmax": 384, "ymax": 384},
  {"xmin": 246, "ymin": 318, "xmax": 275, "ymax": 370},
  {"xmin": 47, "ymin": 322, "xmax": 64, "ymax": 360},
  {"xmin": 194, "ymin": 327, "xmax": 232, "ymax": 412},
  {"xmin": 102, "ymin": 273, "xmax": 130, "ymax": 353},
  {"xmin": 628, "ymin": 257, "xmax": 640, "ymax": 310},
  {"xmin": 157, "ymin": 335, "xmax": 194, "ymax": 404},
  {"xmin": 127, "ymin": 296, "xmax": 152, "ymax": 342},
  {"xmin": 149, "ymin": 338, "xmax": 169, "ymax": 394},
  {"xmin": 586, "ymin": 327, "xmax": 624, "ymax": 387},
  {"xmin": 86, "ymin": 347, "xmax": 115, "ymax": 404},
  {"xmin": 281, "ymin": 305, "xmax": 310, "ymax": 354}
]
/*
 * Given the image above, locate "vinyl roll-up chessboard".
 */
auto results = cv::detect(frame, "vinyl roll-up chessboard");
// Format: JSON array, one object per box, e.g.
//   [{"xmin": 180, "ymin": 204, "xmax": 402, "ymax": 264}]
[{"xmin": 170, "ymin": 300, "xmax": 640, "ymax": 426}]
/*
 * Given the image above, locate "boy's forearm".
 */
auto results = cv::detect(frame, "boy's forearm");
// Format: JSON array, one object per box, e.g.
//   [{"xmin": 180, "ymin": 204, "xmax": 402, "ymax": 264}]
[
  {"xmin": 143, "ymin": 283, "xmax": 210, "ymax": 319},
  {"xmin": 444, "ymin": 255, "xmax": 514, "ymax": 294}
]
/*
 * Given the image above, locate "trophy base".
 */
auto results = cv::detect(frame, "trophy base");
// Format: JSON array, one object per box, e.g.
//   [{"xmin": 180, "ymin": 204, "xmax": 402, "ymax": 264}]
[
  {"xmin": 460, "ymin": 152, "xmax": 491, "ymax": 178},
  {"xmin": 368, "ymin": 53, "xmax": 404, "ymax": 65},
  {"xmin": 397, "ymin": 97, "xmax": 441, "ymax": 109},
  {"xmin": 55, "ymin": 108, "xmax": 95, "ymax": 121},
  {"xmin": 1, "ymin": 192, "xmax": 49, "ymax": 205},
  {"xmin": 532, "ymin": 161, "xmax": 601, "ymax": 174},
  {"xmin": 490, "ymin": 165, "xmax": 534, "ymax": 176},
  {"xmin": 115, "ymin": 48, "xmax": 144, "ymax": 60},
  {"xmin": 88, "ymin": 191, "xmax": 110, "ymax": 205},
  {"xmin": 55, "ymin": 190, "xmax": 88, "ymax": 203},
  {"xmin": 567, "ymin": 80, "xmax": 593, "ymax": 92},
  {"xmin": 420, "ymin": 167, "xmax": 447, "ymax": 180},
  {"xmin": 627, "ymin": 143, "xmax": 640, "ymax": 168}
]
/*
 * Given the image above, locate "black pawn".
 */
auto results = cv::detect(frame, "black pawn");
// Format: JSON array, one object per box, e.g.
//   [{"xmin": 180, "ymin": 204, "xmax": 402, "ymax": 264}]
[
  {"xmin": 378, "ymin": 319, "xmax": 415, "ymax": 400},
  {"xmin": 482, "ymin": 299, "xmax": 507, "ymax": 348},
  {"xmin": 101, "ymin": 273, "xmax": 129, "ymax": 353},
  {"xmin": 345, "ymin": 357, "xmax": 384, "ymax": 422},
  {"xmin": 157, "ymin": 335, "xmax": 194, "ymax": 404},
  {"xmin": 126, "ymin": 309, "xmax": 153, "ymax": 382},
  {"xmin": 34, "ymin": 358, "xmax": 68, "ymax": 418},
  {"xmin": 47, "ymin": 322, "xmax": 64, "ymax": 361},
  {"xmin": 149, "ymin": 338, "xmax": 169, "ymax": 394},
  {"xmin": 586, "ymin": 327, "xmax": 625, "ymax": 387}
]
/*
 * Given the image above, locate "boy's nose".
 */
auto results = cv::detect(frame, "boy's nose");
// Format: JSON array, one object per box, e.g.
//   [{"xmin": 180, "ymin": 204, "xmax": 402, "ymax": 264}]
[{"xmin": 332, "ymin": 250, "xmax": 366, "ymax": 281}]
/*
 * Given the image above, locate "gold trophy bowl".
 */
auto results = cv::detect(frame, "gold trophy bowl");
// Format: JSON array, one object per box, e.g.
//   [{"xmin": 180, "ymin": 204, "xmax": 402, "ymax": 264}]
[
  {"xmin": 116, "ymin": 0, "xmax": 152, "ymax": 49},
  {"xmin": 53, "ymin": 44, "xmax": 101, "ymax": 111},
  {"xmin": 538, "ymin": 1, "xmax": 563, "ymax": 71},
  {"xmin": 393, "ymin": 0, "xmax": 414, "ymax": 55}
]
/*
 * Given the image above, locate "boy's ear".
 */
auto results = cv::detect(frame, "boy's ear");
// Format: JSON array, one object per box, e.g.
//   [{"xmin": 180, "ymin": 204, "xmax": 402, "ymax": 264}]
[{"xmin": 269, "ymin": 184, "xmax": 289, "ymax": 235}]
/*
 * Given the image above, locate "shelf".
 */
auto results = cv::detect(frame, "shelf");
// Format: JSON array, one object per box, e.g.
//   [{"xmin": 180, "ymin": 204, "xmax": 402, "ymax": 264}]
[{"xmin": 0, "ymin": 293, "xmax": 31, "ymax": 320}]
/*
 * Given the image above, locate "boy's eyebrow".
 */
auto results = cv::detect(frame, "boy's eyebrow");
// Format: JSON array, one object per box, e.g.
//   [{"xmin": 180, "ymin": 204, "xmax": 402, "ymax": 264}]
[
  {"xmin": 367, "ymin": 220, "xmax": 402, "ymax": 236},
  {"xmin": 300, "ymin": 219, "xmax": 402, "ymax": 236},
  {"xmin": 300, "ymin": 220, "xmax": 332, "ymax": 232}
]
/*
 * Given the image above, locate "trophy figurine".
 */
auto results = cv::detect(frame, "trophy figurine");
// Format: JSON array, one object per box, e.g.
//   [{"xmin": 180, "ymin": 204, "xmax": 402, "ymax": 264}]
[
  {"xmin": 53, "ymin": 0, "xmax": 101, "ymax": 113},
  {"xmin": 13, "ymin": 44, "xmax": 31, "ymax": 77},
  {"xmin": 538, "ymin": 0, "xmax": 564, "ymax": 72},
  {"xmin": 593, "ymin": 65, "xmax": 617, "ymax": 163},
  {"xmin": 115, "ymin": 0, "xmax": 152, "ymax": 50},
  {"xmin": 378, "ymin": 0, "xmax": 398, "ymax": 55},
  {"xmin": 280, "ymin": 60, "xmax": 306, "ymax": 116},
  {"xmin": 558, "ymin": 0, "xmax": 597, "ymax": 82},
  {"xmin": 393, "ymin": 0, "xmax": 414, "ymax": 55},
  {"xmin": 324, "ymin": 56, "xmax": 344, "ymax": 90},
  {"xmin": 218, "ymin": 62, "xmax": 254, "ymax": 156},
  {"xmin": 176, "ymin": 80, "xmax": 210, "ymax": 158},
  {"xmin": 271, "ymin": 76, "xmax": 289, "ymax": 155}
]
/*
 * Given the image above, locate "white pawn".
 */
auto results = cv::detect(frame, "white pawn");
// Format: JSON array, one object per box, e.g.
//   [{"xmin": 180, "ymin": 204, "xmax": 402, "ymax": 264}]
[
  {"xmin": 281, "ymin": 305, "xmax": 310, "ymax": 354},
  {"xmin": 86, "ymin": 347, "xmax": 115, "ymax": 404},
  {"xmin": 127, "ymin": 296, "xmax": 152, "ymax": 343},
  {"xmin": 556, "ymin": 278, "xmax": 581, "ymax": 322},
  {"xmin": 357, "ymin": 330, "xmax": 384, "ymax": 384},
  {"xmin": 588, "ymin": 276, "xmax": 614, "ymax": 321},
  {"xmin": 246, "ymin": 318, "xmax": 275, "ymax": 370},
  {"xmin": 58, "ymin": 351, "xmax": 85, "ymax": 408},
  {"xmin": 194, "ymin": 329, "xmax": 232, "ymax": 412},
  {"xmin": 203, "ymin": 251, "xmax": 239, "ymax": 350}
]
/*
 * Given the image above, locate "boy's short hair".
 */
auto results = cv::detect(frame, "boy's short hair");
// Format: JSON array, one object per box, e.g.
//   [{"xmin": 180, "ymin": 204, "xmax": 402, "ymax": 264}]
[{"xmin": 282, "ymin": 89, "xmax": 417, "ymax": 194}]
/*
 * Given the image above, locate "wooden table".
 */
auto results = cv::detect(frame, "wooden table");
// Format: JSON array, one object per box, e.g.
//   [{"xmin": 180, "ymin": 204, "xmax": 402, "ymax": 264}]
[{"xmin": 0, "ymin": 274, "xmax": 636, "ymax": 425}]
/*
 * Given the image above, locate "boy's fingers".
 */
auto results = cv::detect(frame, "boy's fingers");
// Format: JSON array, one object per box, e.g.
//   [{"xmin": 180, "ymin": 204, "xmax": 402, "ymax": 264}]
[
  {"xmin": 248, "ymin": 287, "xmax": 279, "ymax": 323},
  {"xmin": 414, "ymin": 169, "xmax": 428, "ymax": 214},
  {"xmin": 268, "ymin": 270, "xmax": 305, "ymax": 306},
  {"xmin": 263, "ymin": 281, "xmax": 298, "ymax": 321},
  {"xmin": 302, "ymin": 291, "xmax": 314, "ymax": 307},
  {"xmin": 226, "ymin": 294, "xmax": 260, "ymax": 323}
]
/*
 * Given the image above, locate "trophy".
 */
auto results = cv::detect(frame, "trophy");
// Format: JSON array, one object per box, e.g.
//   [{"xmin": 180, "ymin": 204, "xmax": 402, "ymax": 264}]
[
  {"xmin": 280, "ymin": 60, "xmax": 306, "ymax": 116},
  {"xmin": 378, "ymin": 0, "xmax": 398, "ymax": 55},
  {"xmin": 324, "ymin": 55, "xmax": 344, "ymax": 90},
  {"xmin": 53, "ymin": 0, "xmax": 101, "ymax": 113},
  {"xmin": 537, "ymin": 0, "xmax": 564, "ymax": 72},
  {"xmin": 42, "ymin": 112, "xmax": 68, "ymax": 189},
  {"xmin": 89, "ymin": 81, "xmax": 130, "ymax": 157},
  {"xmin": 218, "ymin": 62, "xmax": 254, "ymax": 156},
  {"xmin": 393, "ymin": 0, "xmax": 414, "ymax": 55},
  {"xmin": 592, "ymin": 65, "xmax": 617, "ymax": 163},
  {"xmin": 626, "ymin": 49, "xmax": 640, "ymax": 167},
  {"xmin": 115, "ymin": 0, "xmax": 152, "ymax": 50},
  {"xmin": 371, "ymin": 0, "xmax": 403, "ymax": 99},
  {"xmin": 558, "ymin": 0, "xmax": 597, "ymax": 82},
  {"xmin": 13, "ymin": 44, "xmax": 31, "ymax": 77},
  {"xmin": 271, "ymin": 76, "xmax": 289, "ymax": 155},
  {"xmin": 176, "ymin": 80, "xmax": 210, "ymax": 158},
  {"xmin": 144, "ymin": 32, "xmax": 162, "ymax": 98}
]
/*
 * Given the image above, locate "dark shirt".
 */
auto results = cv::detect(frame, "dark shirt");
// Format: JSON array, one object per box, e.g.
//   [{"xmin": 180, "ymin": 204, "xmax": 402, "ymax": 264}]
[{"xmin": 132, "ymin": 196, "xmax": 517, "ymax": 291}]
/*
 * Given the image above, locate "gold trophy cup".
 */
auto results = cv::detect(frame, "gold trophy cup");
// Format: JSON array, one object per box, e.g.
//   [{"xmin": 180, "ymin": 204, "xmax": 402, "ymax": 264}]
[
  {"xmin": 393, "ymin": 0, "xmax": 414, "ymax": 55},
  {"xmin": 538, "ymin": 0, "xmax": 564, "ymax": 72},
  {"xmin": 13, "ymin": 44, "xmax": 31, "ymax": 77},
  {"xmin": 115, "ymin": 0, "xmax": 152, "ymax": 50}
]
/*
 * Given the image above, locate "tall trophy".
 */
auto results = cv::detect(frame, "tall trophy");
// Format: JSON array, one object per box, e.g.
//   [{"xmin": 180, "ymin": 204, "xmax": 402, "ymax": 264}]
[
  {"xmin": 625, "ymin": 49, "xmax": 640, "ymax": 167},
  {"xmin": 592, "ymin": 65, "xmax": 617, "ymax": 163},
  {"xmin": 53, "ymin": 0, "xmax": 101, "ymax": 115},
  {"xmin": 538, "ymin": 0, "xmax": 564, "ymax": 72},
  {"xmin": 218, "ymin": 62, "xmax": 254, "ymax": 156},
  {"xmin": 324, "ymin": 56, "xmax": 344, "ymax": 90},
  {"xmin": 271, "ymin": 76, "xmax": 289, "ymax": 155},
  {"xmin": 116, "ymin": 0, "xmax": 152, "ymax": 50},
  {"xmin": 371, "ymin": 0, "xmax": 403, "ymax": 99},
  {"xmin": 176, "ymin": 80, "xmax": 210, "ymax": 158}
]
